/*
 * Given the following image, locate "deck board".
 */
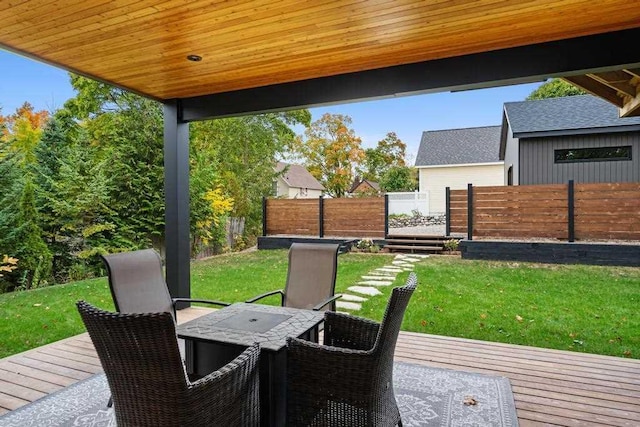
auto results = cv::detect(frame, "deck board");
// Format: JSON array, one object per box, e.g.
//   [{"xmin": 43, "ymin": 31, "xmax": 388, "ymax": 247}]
[{"xmin": 0, "ymin": 307, "xmax": 638, "ymax": 426}]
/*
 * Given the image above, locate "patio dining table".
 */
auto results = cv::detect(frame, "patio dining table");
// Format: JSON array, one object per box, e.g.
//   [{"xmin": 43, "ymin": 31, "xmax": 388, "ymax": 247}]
[{"xmin": 176, "ymin": 302, "xmax": 325, "ymax": 427}]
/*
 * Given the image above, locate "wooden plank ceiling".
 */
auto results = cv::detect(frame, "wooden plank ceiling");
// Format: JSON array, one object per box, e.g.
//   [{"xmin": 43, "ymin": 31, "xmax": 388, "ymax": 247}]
[
  {"xmin": 564, "ymin": 70, "xmax": 640, "ymax": 117},
  {"xmin": 1, "ymin": 0, "xmax": 640, "ymax": 101}
]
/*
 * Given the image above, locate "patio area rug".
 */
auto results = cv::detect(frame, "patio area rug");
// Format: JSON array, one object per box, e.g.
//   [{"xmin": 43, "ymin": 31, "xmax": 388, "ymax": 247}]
[{"xmin": 0, "ymin": 362, "xmax": 518, "ymax": 426}]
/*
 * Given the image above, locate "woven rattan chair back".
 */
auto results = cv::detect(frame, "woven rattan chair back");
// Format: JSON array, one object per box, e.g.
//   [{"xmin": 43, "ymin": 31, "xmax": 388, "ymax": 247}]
[
  {"xmin": 286, "ymin": 272, "xmax": 418, "ymax": 426},
  {"xmin": 284, "ymin": 242, "xmax": 339, "ymax": 310},
  {"xmin": 101, "ymin": 249, "xmax": 174, "ymax": 317},
  {"xmin": 77, "ymin": 301, "xmax": 260, "ymax": 426}
]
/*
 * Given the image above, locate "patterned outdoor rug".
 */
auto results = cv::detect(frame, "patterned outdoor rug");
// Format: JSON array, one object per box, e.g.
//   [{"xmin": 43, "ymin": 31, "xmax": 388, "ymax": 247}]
[{"xmin": 0, "ymin": 362, "xmax": 518, "ymax": 426}]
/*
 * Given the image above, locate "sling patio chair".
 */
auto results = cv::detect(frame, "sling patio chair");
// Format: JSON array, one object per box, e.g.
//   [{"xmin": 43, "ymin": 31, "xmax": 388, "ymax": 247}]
[
  {"xmin": 77, "ymin": 301, "xmax": 260, "ymax": 427},
  {"xmin": 246, "ymin": 242, "xmax": 342, "ymax": 311},
  {"xmin": 286, "ymin": 272, "xmax": 418, "ymax": 427},
  {"xmin": 101, "ymin": 248, "xmax": 230, "ymax": 320}
]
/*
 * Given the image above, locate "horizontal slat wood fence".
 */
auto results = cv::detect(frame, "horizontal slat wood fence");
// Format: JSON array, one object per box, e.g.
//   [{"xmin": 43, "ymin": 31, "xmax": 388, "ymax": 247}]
[
  {"xmin": 265, "ymin": 199, "xmax": 319, "ymax": 236},
  {"xmin": 264, "ymin": 197, "xmax": 385, "ymax": 238},
  {"xmin": 449, "ymin": 182, "xmax": 640, "ymax": 241}
]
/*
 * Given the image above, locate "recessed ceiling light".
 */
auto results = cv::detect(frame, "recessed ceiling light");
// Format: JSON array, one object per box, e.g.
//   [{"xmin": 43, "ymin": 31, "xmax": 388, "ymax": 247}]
[{"xmin": 187, "ymin": 55, "xmax": 202, "ymax": 62}]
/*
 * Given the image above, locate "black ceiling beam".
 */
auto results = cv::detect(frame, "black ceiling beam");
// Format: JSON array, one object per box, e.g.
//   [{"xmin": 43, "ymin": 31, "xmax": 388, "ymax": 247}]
[{"xmin": 179, "ymin": 28, "xmax": 640, "ymax": 122}]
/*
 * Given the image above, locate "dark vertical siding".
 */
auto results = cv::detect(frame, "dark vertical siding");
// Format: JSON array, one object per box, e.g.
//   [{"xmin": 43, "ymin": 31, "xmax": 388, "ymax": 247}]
[{"xmin": 520, "ymin": 131, "xmax": 640, "ymax": 184}]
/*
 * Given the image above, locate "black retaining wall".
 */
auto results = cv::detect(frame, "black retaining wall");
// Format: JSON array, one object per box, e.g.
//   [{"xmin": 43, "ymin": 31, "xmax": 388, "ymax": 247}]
[
  {"xmin": 258, "ymin": 236, "xmax": 385, "ymax": 251},
  {"xmin": 459, "ymin": 240, "xmax": 640, "ymax": 267}
]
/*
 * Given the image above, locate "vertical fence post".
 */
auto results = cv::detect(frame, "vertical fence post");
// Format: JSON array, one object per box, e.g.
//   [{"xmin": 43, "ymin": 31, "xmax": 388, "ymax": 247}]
[
  {"xmin": 262, "ymin": 197, "xmax": 267, "ymax": 237},
  {"xmin": 319, "ymin": 196, "xmax": 324, "ymax": 238},
  {"xmin": 568, "ymin": 180, "xmax": 575, "ymax": 242},
  {"xmin": 445, "ymin": 187, "xmax": 451, "ymax": 237},
  {"xmin": 467, "ymin": 183, "xmax": 473, "ymax": 241},
  {"xmin": 384, "ymin": 194, "xmax": 389, "ymax": 239}
]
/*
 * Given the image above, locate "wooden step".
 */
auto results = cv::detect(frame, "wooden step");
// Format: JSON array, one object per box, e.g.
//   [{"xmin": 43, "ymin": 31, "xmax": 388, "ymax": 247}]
[
  {"xmin": 384, "ymin": 244, "xmax": 443, "ymax": 252},
  {"xmin": 386, "ymin": 234, "xmax": 447, "ymax": 240},
  {"xmin": 385, "ymin": 239, "xmax": 446, "ymax": 245}
]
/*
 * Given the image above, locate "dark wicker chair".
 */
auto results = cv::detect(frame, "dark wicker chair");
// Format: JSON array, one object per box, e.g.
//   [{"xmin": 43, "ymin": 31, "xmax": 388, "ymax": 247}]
[
  {"xmin": 101, "ymin": 248, "xmax": 230, "ymax": 319},
  {"xmin": 286, "ymin": 272, "xmax": 418, "ymax": 426},
  {"xmin": 246, "ymin": 242, "xmax": 342, "ymax": 311},
  {"xmin": 77, "ymin": 301, "xmax": 260, "ymax": 427}
]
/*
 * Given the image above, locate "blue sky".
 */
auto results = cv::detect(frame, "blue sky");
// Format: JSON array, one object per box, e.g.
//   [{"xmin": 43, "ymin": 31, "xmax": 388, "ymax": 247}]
[{"xmin": 0, "ymin": 49, "xmax": 542, "ymax": 161}]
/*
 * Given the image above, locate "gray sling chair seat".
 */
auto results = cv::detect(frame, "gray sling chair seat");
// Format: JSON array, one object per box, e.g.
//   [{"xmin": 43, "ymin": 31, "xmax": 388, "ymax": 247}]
[
  {"xmin": 77, "ymin": 301, "xmax": 260, "ymax": 427},
  {"xmin": 286, "ymin": 272, "xmax": 418, "ymax": 427},
  {"xmin": 101, "ymin": 248, "xmax": 231, "ymax": 319},
  {"xmin": 246, "ymin": 242, "xmax": 342, "ymax": 311},
  {"xmin": 100, "ymin": 248, "xmax": 231, "ymax": 407}
]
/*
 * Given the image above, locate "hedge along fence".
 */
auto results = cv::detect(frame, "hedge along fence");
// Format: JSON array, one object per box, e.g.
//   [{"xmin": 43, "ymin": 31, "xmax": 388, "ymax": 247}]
[
  {"xmin": 263, "ymin": 196, "xmax": 386, "ymax": 238},
  {"xmin": 447, "ymin": 182, "xmax": 640, "ymax": 241}
]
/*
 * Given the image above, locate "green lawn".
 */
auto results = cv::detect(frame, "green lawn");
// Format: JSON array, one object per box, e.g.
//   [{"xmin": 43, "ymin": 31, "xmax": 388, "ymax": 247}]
[{"xmin": 0, "ymin": 251, "xmax": 638, "ymax": 360}]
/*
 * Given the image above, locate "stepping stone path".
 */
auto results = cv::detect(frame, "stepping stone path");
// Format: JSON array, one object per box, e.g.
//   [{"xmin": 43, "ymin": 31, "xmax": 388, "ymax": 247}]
[{"xmin": 336, "ymin": 253, "xmax": 429, "ymax": 312}]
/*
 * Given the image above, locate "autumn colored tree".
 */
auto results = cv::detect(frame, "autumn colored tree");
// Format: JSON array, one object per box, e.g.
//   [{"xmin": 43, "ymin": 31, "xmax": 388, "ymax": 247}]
[{"xmin": 296, "ymin": 113, "xmax": 364, "ymax": 197}]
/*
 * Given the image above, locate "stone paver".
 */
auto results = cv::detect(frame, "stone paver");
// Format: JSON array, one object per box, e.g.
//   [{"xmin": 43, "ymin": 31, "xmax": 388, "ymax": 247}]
[
  {"xmin": 361, "ymin": 275, "xmax": 396, "ymax": 281},
  {"xmin": 358, "ymin": 280, "xmax": 393, "ymax": 286},
  {"xmin": 367, "ymin": 271, "xmax": 396, "ymax": 276},
  {"xmin": 347, "ymin": 286, "xmax": 382, "ymax": 296},
  {"xmin": 378, "ymin": 267, "xmax": 403, "ymax": 273},
  {"xmin": 336, "ymin": 301, "xmax": 362, "ymax": 310},
  {"xmin": 340, "ymin": 294, "xmax": 367, "ymax": 302}
]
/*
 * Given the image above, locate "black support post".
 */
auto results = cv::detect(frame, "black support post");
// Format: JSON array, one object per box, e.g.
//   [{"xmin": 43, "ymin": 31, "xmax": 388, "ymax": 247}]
[
  {"xmin": 319, "ymin": 196, "xmax": 324, "ymax": 238},
  {"xmin": 262, "ymin": 197, "xmax": 268, "ymax": 237},
  {"xmin": 467, "ymin": 184, "xmax": 473, "ymax": 241},
  {"xmin": 568, "ymin": 180, "xmax": 575, "ymax": 242},
  {"xmin": 384, "ymin": 194, "xmax": 389, "ymax": 239},
  {"xmin": 164, "ymin": 101, "xmax": 191, "ymax": 308},
  {"xmin": 445, "ymin": 187, "xmax": 451, "ymax": 237}
]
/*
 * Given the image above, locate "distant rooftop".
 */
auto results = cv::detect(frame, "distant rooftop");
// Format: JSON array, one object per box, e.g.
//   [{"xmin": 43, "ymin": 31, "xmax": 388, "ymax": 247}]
[
  {"xmin": 503, "ymin": 95, "xmax": 640, "ymax": 137},
  {"xmin": 415, "ymin": 126, "xmax": 502, "ymax": 167},
  {"xmin": 275, "ymin": 162, "xmax": 324, "ymax": 190}
]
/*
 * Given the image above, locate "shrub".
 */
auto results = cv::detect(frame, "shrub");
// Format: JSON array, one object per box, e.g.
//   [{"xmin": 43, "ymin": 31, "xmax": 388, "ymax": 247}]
[
  {"xmin": 354, "ymin": 238, "xmax": 381, "ymax": 253},
  {"xmin": 443, "ymin": 239, "xmax": 459, "ymax": 252}
]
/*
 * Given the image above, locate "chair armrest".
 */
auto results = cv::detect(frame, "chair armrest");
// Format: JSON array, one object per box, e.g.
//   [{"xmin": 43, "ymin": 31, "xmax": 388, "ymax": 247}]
[
  {"xmin": 324, "ymin": 311, "xmax": 380, "ymax": 351},
  {"xmin": 312, "ymin": 294, "xmax": 342, "ymax": 311},
  {"xmin": 188, "ymin": 343, "xmax": 260, "ymax": 424},
  {"xmin": 172, "ymin": 298, "xmax": 231, "ymax": 308},
  {"xmin": 245, "ymin": 289, "xmax": 284, "ymax": 304}
]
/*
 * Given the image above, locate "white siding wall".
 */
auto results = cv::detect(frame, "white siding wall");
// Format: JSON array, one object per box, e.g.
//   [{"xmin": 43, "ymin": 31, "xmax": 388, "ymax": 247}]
[
  {"xmin": 276, "ymin": 177, "xmax": 322, "ymax": 199},
  {"xmin": 418, "ymin": 163, "xmax": 504, "ymax": 214}
]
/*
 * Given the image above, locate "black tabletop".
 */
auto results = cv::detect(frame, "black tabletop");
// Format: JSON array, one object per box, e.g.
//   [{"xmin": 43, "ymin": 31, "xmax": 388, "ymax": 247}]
[{"xmin": 176, "ymin": 303, "xmax": 325, "ymax": 352}]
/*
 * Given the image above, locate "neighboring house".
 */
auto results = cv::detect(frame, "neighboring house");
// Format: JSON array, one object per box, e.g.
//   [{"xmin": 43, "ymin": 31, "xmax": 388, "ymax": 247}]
[
  {"xmin": 349, "ymin": 178, "xmax": 381, "ymax": 195},
  {"xmin": 501, "ymin": 95, "xmax": 640, "ymax": 185},
  {"xmin": 273, "ymin": 162, "xmax": 324, "ymax": 198},
  {"xmin": 415, "ymin": 126, "xmax": 504, "ymax": 214}
]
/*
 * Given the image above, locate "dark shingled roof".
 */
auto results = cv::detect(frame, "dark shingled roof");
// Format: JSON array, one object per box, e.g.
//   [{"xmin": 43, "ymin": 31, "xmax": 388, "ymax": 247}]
[
  {"xmin": 275, "ymin": 162, "xmax": 324, "ymax": 190},
  {"xmin": 415, "ymin": 126, "xmax": 502, "ymax": 167},
  {"xmin": 504, "ymin": 95, "xmax": 640, "ymax": 137}
]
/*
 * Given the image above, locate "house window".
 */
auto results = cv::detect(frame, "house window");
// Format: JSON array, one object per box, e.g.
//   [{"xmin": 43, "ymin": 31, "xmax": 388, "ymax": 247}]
[
  {"xmin": 554, "ymin": 146, "xmax": 632, "ymax": 163},
  {"xmin": 299, "ymin": 188, "xmax": 307, "ymax": 197},
  {"xmin": 507, "ymin": 166, "xmax": 513, "ymax": 186},
  {"xmin": 271, "ymin": 180, "xmax": 278, "ymax": 196}
]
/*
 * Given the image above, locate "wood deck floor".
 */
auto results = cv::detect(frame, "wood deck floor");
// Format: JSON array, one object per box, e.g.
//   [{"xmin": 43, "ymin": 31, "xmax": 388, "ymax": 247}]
[{"xmin": 1, "ymin": 307, "xmax": 638, "ymax": 426}]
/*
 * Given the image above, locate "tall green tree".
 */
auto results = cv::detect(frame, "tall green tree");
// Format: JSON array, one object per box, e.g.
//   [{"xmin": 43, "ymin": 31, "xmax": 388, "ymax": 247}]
[
  {"xmin": 63, "ymin": 76, "xmax": 166, "ymax": 252},
  {"xmin": 379, "ymin": 165, "xmax": 417, "ymax": 192},
  {"xmin": 295, "ymin": 113, "xmax": 364, "ymax": 198},
  {"xmin": 191, "ymin": 110, "xmax": 310, "ymax": 239},
  {"xmin": 527, "ymin": 78, "xmax": 586, "ymax": 100},
  {"xmin": 0, "ymin": 104, "xmax": 52, "ymax": 290},
  {"xmin": 359, "ymin": 132, "xmax": 407, "ymax": 182}
]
